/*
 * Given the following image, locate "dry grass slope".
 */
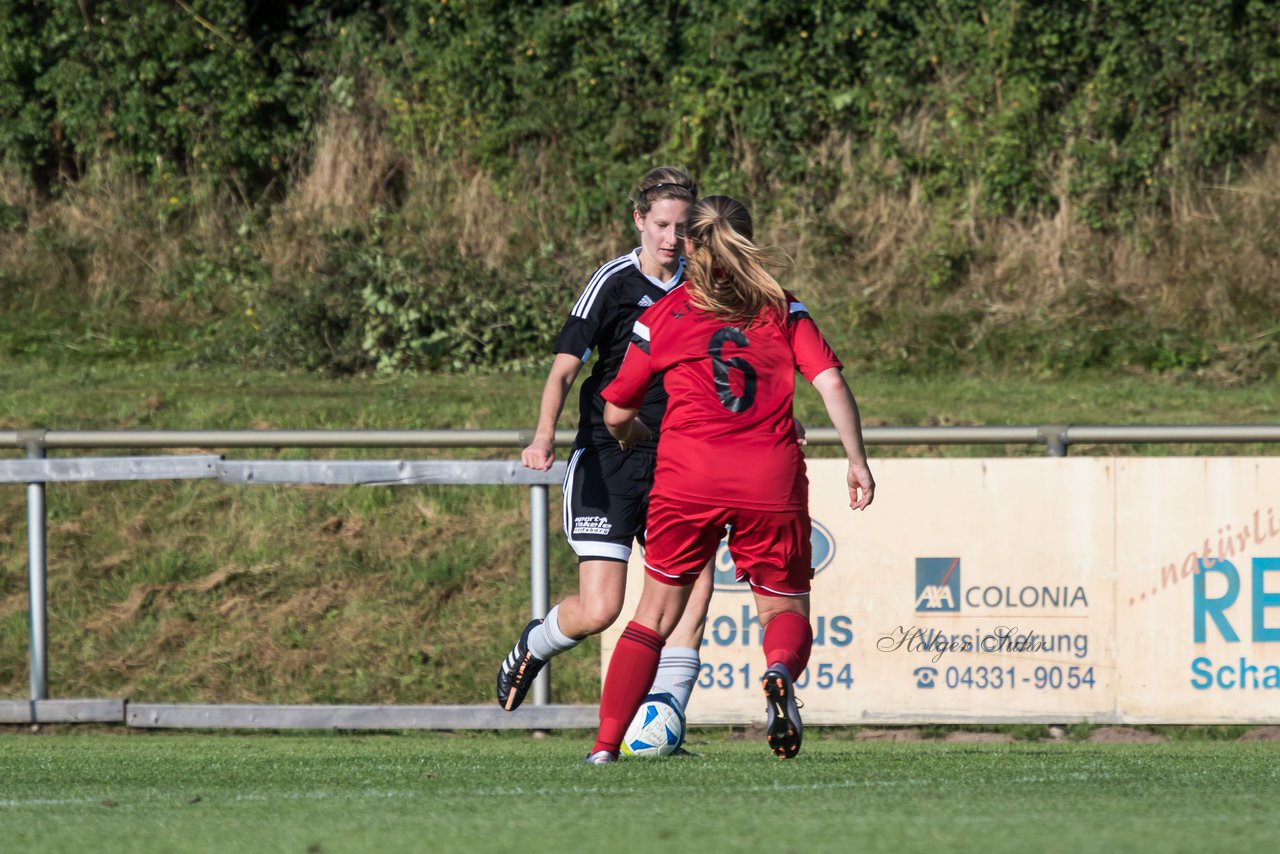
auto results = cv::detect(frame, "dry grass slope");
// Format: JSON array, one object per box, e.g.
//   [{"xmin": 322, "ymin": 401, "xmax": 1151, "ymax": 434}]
[{"xmin": 0, "ymin": 478, "xmax": 597, "ymax": 706}]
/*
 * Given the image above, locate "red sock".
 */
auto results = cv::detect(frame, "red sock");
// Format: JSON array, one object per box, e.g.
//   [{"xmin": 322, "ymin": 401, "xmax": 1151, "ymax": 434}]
[
  {"xmin": 593, "ymin": 622, "xmax": 664, "ymax": 754},
  {"xmin": 762, "ymin": 611, "xmax": 812, "ymax": 679}
]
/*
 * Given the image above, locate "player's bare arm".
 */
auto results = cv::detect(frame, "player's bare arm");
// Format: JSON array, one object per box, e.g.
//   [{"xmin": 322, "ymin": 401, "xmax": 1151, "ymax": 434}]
[
  {"xmin": 521, "ymin": 352, "xmax": 584, "ymax": 471},
  {"xmin": 811, "ymin": 367, "xmax": 875, "ymax": 510},
  {"xmin": 602, "ymin": 401, "xmax": 650, "ymax": 451}
]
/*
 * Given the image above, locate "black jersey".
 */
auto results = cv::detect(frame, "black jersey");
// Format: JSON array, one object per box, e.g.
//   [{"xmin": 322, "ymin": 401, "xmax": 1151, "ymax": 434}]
[{"xmin": 553, "ymin": 250, "xmax": 684, "ymax": 450}]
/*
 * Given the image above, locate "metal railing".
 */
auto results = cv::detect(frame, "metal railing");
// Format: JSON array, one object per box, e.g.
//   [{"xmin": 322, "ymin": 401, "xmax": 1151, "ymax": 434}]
[
  {"xmin": 8, "ymin": 423, "xmax": 1280, "ymax": 453},
  {"xmin": 4, "ymin": 424, "xmax": 1279, "ymax": 723}
]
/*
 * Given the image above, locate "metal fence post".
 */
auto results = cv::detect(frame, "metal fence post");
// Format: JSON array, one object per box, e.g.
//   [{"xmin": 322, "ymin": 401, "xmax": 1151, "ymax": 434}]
[
  {"xmin": 1039, "ymin": 424, "xmax": 1069, "ymax": 457},
  {"xmin": 529, "ymin": 483, "xmax": 551, "ymax": 706},
  {"xmin": 20, "ymin": 431, "xmax": 49, "ymax": 700}
]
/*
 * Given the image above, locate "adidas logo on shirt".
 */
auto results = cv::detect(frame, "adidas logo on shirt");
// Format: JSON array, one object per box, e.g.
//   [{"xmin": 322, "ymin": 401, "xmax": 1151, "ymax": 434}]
[{"xmin": 637, "ymin": 295, "xmax": 654, "ymax": 307}]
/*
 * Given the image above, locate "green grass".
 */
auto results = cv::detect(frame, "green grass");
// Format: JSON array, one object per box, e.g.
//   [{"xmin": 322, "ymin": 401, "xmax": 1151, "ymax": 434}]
[
  {"xmin": 2, "ymin": 732, "xmax": 1278, "ymax": 853},
  {"xmin": 3, "ymin": 357, "xmax": 1278, "ymax": 441}
]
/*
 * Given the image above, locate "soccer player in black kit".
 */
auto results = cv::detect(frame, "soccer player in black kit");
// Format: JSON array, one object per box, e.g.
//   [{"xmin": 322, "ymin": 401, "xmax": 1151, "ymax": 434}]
[{"xmin": 497, "ymin": 167, "xmax": 712, "ymax": 728}]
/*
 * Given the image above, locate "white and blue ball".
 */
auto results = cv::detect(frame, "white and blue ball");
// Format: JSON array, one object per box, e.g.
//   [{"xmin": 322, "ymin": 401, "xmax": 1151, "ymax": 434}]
[{"xmin": 619, "ymin": 692, "xmax": 686, "ymax": 757}]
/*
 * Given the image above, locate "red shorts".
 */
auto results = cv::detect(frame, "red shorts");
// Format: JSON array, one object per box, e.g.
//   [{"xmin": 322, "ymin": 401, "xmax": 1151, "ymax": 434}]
[{"xmin": 642, "ymin": 496, "xmax": 813, "ymax": 597}]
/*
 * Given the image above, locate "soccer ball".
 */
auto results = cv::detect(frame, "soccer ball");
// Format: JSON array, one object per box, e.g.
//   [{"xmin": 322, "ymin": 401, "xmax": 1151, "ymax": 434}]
[{"xmin": 619, "ymin": 692, "xmax": 686, "ymax": 757}]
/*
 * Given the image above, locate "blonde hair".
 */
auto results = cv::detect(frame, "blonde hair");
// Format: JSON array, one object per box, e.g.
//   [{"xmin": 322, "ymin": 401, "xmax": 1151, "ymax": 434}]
[
  {"xmin": 633, "ymin": 166, "xmax": 697, "ymax": 216},
  {"xmin": 684, "ymin": 195, "xmax": 787, "ymax": 326}
]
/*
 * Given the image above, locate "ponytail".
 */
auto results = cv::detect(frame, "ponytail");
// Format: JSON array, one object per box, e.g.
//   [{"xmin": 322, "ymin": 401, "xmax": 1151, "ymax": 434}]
[{"xmin": 684, "ymin": 196, "xmax": 787, "ymax": 326}]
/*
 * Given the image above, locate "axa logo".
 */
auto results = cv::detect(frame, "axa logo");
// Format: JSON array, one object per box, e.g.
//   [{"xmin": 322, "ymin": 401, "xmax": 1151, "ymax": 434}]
[
  {"xmin": 916, "ymin": 557, "xmax": 961, "ymax": 612},
  {"xmin": 713, "ymin": 520, "xmax": 835, "ymax": 592}
]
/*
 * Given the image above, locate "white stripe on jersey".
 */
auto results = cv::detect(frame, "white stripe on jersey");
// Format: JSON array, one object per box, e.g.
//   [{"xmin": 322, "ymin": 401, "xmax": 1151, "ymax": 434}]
[
  {"xmin": 632, "ymin": 321, "xmax": 651, "ymax": 342},
  {"xmin": 571, "ymin": 254, "xmax": 633, "ymax": 318}
]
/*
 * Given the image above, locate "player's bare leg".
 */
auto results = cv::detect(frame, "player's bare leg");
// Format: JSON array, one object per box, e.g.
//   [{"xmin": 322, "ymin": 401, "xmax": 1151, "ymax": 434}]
[
  {"xmin": 668, "ymin": 560, "xmax": 713, "ymax": 647},
  {"xmin": 550, "ymin": 559, "xmax": 628, "ymax": 637}
]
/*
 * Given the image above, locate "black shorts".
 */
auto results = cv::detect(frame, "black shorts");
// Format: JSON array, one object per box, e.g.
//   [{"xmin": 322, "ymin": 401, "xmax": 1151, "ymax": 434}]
[{"xmin": 561, "ymin": 443, "xmax": 655, "ymax": 563}]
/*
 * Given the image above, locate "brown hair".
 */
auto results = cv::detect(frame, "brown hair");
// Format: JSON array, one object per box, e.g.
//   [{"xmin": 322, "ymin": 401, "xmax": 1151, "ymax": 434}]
[
  {"xmin": 633, "ymin": 166, "xmax": 697, "ymax": 216},
  {"xmin": 684, "ymin": 195, "xmax": 787, "ymax": 326}
]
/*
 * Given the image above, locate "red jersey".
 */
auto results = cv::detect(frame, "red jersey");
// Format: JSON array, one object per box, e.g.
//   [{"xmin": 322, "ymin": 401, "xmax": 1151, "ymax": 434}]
[{"xmin": 602, "ymin": 284, "xmax": 842, "ymax": 512}]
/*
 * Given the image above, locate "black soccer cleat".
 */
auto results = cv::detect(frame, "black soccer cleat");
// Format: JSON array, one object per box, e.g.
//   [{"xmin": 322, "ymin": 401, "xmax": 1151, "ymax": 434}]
[
  {"xmin": 497, "ymin": 618, "xmax": 547, "ymax": 711},
  {"xmin": 762, "ymin": 667, "xmax": 803, "ymax": 759}
]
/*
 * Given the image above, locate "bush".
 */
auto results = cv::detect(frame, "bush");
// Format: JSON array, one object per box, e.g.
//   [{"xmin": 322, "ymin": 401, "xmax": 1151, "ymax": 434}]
[
  {"xmin": 220, "ymin": 226, "xmax": 560, "ymax": 375},
  {"xmin": 0, "ymin": 0, "xmax": 354, "ymax": 189},
  {"xmin": 357, "ymin": 247, "xmax": 558, "ymax": 375},
  {"xmin": 4, "ymin": 1, "xmax": 1280, "ymax": 380},
  {"xmin": 7, "ymin": 1, "xmax": 1279, "ymax": 227}
]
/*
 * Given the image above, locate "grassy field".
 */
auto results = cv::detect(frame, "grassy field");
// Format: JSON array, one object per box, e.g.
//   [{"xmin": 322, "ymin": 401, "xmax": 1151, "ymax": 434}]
[
  {"xmin": 2, "ymin": 731, "xmax": 1278, "ymax": 853},
  {"xmin": 4, "ymin": 358, "xmax": 1280, "ymax": 451}
]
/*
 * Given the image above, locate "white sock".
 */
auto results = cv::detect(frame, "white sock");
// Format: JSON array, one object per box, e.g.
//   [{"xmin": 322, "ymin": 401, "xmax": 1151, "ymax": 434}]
[
  {"xmin": 651, "ymin": 646, "xmax": 701, "ymax": 715},
  {"xmin": 527, "ymin": 604, "xmax": 582, "ymax": 660}
]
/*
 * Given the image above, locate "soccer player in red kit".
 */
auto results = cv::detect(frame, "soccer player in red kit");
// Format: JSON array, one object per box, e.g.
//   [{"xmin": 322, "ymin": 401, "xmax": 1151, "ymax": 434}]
[{"xmin": 586, "ymin": 196, "xmax": 875, "ymax": 763}]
